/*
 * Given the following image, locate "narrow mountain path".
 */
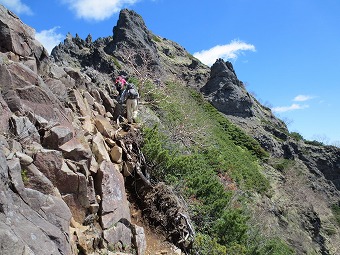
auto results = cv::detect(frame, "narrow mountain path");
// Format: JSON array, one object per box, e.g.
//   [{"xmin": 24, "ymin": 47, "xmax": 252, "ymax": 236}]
[{"xmin": 129, "ymin": 194, "xmax": 181, "ymax": 255}]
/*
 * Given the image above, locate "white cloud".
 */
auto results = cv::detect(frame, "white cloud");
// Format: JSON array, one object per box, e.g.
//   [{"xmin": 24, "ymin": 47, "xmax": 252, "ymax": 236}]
[
  {"xmin": 293, "ymin": 95, "xmax": 314, "ymax": 102},
  {"xmin": 61, "ymin": 0, "xmax": 139, "ymax": 21},
  {"xmin": 193, "ymin": 39, "xmax": 256, "ymax": 66},
  {"xmin": 272, "ymin": 103, "xmax": 309, "ymax": 113},
  {"xmin": 35, "ymin": 27, "xmax": 64, "ymax": 54},
  {"xmin": 0, "ymin": 0, "xmax": 33, "ymax": 15}
]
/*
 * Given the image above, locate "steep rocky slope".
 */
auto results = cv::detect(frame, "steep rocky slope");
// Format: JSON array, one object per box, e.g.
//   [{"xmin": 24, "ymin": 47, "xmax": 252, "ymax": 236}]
[
  {"xmin": 200, "ymin": 56, "xmax": 340, "ymax": 255},
  {"xmin": 201, "ymin": 58, "xmax": 340, "ymax": 190},
  {"xmin": 0, "ymin": 5, "xmax": 185, "ymax": 255},
  {"xmin": 1, "ymin": 4, "xmax": 340, "ymax": 255}
]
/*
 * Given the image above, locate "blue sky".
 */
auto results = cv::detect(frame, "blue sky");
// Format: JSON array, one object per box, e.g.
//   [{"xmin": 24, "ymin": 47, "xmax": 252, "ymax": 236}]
[{"xmin": 1, "ymin": 0, "xmax": 339, "ymax": 145}]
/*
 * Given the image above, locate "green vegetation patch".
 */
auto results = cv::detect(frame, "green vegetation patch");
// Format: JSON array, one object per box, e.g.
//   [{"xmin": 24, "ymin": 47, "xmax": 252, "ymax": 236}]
[
  {"xmin": 331, "ymin": 204, "xmax": 340, "ymax": 226},
  {"xmin": 140, "ymin": 80, "xmax": 292, "ymax": 254},
  {"xmin": 21, "ymin": 169, "xmax": 29, "ymax": 184}
]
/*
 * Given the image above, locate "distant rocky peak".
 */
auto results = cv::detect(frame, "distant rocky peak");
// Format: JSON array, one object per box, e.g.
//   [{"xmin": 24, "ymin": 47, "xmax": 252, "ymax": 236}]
[
  {"xmin": 210, "ymin": 58, "xmax": 237, "ymax": 79},
  {"xmin": 112, "ymin": 9, "xmax": 155, "ymax": 49},
  {"xmin": 114, "ymin": 9, "xmax": 148, "ymax": 35}
]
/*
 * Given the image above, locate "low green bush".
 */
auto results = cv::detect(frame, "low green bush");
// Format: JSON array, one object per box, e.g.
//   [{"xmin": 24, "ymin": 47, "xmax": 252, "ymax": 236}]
[
  {"xmin": 255, "ymin": 238, "xmax": 295, "ymax": 255},
  {"xmin": 213, "ymin": 208, "xmax": 249, "ymax": 245},
  {"xmin": 305, "ymin": 140, "xmax": 325, "ymax": 146},
  {"xmin": 191, "ymin": 233, "xmax": 227, "ymax": 255},
  {"xmin": 331, "ymin": 204, "xmax": 340, "ymax": 226},
  {"xmin": 290, "ymin": 131, "xmax": 303, "ymax": 141},
  {"xmin": 140, "ymin": 81, "xmax": 293, "ymax": 254},
  {"xmin": 270, "ymin": 158, "xmax": 294, "ymax": 172},
  {"xmin": 110, "ymin": 56, "xmax": 121, "ymax": 69},
  {"xmin": 152, "ymin": 35, "xmax": 162, "ymax": 42}
]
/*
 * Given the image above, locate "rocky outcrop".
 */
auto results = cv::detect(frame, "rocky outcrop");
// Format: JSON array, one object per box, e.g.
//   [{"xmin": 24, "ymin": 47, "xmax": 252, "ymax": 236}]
[
  {"xmin": 0, "ymin": 5, "xmax": 196, "ymax": 254},
  {"xmin": 0, "ymin": 4, "xmax": 48, "ymax": 72},
  {"xmin": 203, "ymin": 58, "xmax": 340, "ymax": 191},
  {"xmin": 0, "ymin": 148, "xmax": 72, "ymax": 255},
  {"xmin": 110, "ymin": 9, "xmax": 210, "ymax": 89},
  {"xmin": 51, "ymin": 9, "xmax": 210, "ymax": 90},
  {"xmin": 201, "ymin": 58, "xmax": 283, "ymax": 125},
  {"xmin": 201, "ymin": 58, "xmax": 254, "ymax": 118},
  {"xmin": 299, "ymin": 143, "xmax": 340, "ymax": 189}
]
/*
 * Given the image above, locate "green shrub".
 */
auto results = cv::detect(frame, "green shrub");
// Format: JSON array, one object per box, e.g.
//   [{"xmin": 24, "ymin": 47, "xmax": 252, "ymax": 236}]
[
  {"xmin": 191, "ymin": 233, "xmax": 227, "ymax": 255},
  {"xmin": 142, "ymin": 126, "xmax": 232, "ymax": 223},
  {"xmin": 270, "ymin": 158, "xmax": 294, "ymax": 172},
  {"xmin": 140, "ymin": 81, "xmax": 289, "ymax": 254},
  {"xmin": 331, "ymin": 204, "xmax": 340, "ymax": 226},
  {"xmin": 305, "ymin": 140, "xmax": 325, "ymax": 146},
  {"xmin": 226, "ymin": 243, "xmax": 248, "ymax": 255},
  {"xmin": 290, "ymin": 131, "xmax": 303, "ymax": 141},
  {"xmin": 154, "ymin": 84, "xmax": 270, "ymax": 193},
  {"xmin": 110, "ymin": 56, "xmax": 121, "ymax": 69},
  {"xmin": 213, "ymin": 209, "xmax": 249, "ymax": 245},
  {"xmin": 190, "ymin": 90, "xmax": 268, "ymax": 160},
  {"xmin": 152, "ymin": 35, "xmax": 162, "ymax": 42},
  {"xmin": 255, "ymin": 238, "xmax": 295, "ymax": 255}
]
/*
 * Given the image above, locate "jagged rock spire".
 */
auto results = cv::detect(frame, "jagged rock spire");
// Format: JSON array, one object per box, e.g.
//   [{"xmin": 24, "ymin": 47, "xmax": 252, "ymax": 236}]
[{"xmin": 201, "ymin": 58, "xmax": 254, "ymax": 118}]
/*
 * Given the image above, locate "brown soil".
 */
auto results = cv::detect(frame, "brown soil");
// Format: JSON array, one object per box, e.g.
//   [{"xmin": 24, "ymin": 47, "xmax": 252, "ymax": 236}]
[{"xmin": 130, "ymin": 194, "xmax": 180, "ymax": 255}]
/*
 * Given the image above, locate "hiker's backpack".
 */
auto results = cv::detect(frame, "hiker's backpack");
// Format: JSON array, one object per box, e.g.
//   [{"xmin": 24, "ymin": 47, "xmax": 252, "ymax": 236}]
[
  {"xmin": 127, "ymin": 83, "xmax": 138, "ymax": 99},
  {"xmin": 115, "ymin": 81, "xmax": 123, "ymax": 91}
]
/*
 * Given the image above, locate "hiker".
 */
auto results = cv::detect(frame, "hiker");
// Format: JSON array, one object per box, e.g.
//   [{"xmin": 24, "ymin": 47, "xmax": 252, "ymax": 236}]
[
  {"xmin": 114, "ymin": 75, "xmax": 127, "ymax": 96},
  {"xmin": 120, "ymin": 82, "xmax": 139, "ymax": 124}
]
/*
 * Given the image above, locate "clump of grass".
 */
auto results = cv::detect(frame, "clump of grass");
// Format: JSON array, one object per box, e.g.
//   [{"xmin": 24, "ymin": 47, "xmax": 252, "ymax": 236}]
[
  {"xmin": 152, "ymin": 35, "xmax": 162, "ymax": 42},
  {"xmin": 21, "ymin": 169, "xmax": 29, "ymax": 184},
  {"xmin": 290, "ymin": 131, "xmax": 303, "ymax": 141},
  {"xmin": 331, "ymin": 204, "xmax": 340, "ymax": 226},
  {"xmin": 110, "ymin": 56, "xmax": 121, "ymax": 69}
]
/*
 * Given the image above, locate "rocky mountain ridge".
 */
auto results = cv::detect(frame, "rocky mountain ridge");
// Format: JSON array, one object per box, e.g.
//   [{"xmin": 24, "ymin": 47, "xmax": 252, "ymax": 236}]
[
  {"xmin": 1, "ymin": 5, "xmax": 340, "ymax": 255},
  {"xmin": 0, "ymin": 5, "xmax": 195, "ymax": 255},
  {"xmin": 200, "ymin": 57, "xmax": 340, "ymax": 190}
]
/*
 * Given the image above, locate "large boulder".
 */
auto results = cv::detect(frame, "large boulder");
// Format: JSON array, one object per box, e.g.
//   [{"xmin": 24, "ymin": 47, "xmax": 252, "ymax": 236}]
[
  {"xmin": 95, "ymin": 161, "xmax": 132, "ymax": 248},
  {"xmin": 9, "ymin": 115, "xmax": 40, "ymax": 143},
  {"xmin": 43, "ymin": 125, "xmax": 74, "ymax": 149},
  {"xmin": 0, "ymin": 4, "xmax": 48, "ymax": 70},
  {"xmin": 1, "ymin": 60, "xmax": 74, "ymax": 130},
  {"xmin": 0, "ymin": 149, "xmax": 72, "ymax": 255}
]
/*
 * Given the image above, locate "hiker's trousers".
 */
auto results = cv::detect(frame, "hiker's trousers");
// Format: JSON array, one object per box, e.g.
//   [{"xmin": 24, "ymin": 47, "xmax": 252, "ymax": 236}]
[{"xmin": 126, "ymin": 98, "xmax": 138, "ymax": 123}]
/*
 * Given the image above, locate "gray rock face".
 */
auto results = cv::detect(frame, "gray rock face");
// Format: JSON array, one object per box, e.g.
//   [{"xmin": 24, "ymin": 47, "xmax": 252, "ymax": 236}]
[
  {"xmin": 0, "ymin": 92, "xmax": 12, "ymax": 133},
  {"xmin": 112, "ymin": 9, "xmax": 156, "ymax": 51},
  {"xmin": 51, "ymin": 9, "xmax": 210, "ymax": 90},
  {"xmin": 0, "ymin": 150, "xmax": 72, "ymax": 255},
  {"xmin": 9, "ymin": 115, "xmax": 40, "ymax": 143},
  {"xmin": 96, "ymin": 161, "xmax": 132, "ymax": 248},
  {"xmin": 43, "ymin": 125, "xmax": 74, "ymax": 149},
  {"xmin": 0, "ymin": 5, "xmax": 48, "ymax": 69},
  {"xmin": 201, "ymin": 58, "xmax": 254, "ymax": 117},
  {"xmin": 299, "ymin": 144, "xmax": 340, "ymax": 189}
]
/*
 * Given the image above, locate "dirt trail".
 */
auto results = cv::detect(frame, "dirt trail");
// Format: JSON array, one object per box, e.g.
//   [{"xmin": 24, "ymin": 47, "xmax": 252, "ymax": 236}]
[{"xmin": 130, "ymin": 199, "xmax": 180, "ymax": 255}]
